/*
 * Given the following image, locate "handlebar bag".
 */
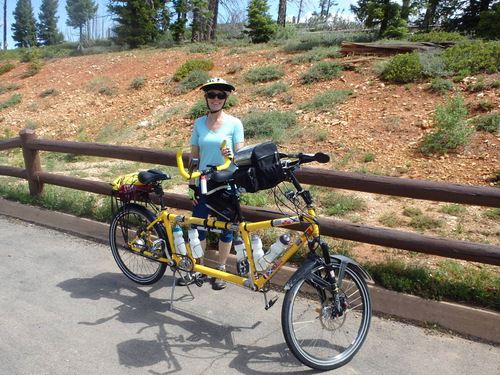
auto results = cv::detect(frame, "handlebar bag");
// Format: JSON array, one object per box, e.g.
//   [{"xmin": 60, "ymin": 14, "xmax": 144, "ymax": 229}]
[{"xmin": 232, "ymin": 142, "xmax": 286, "ymax": 193}]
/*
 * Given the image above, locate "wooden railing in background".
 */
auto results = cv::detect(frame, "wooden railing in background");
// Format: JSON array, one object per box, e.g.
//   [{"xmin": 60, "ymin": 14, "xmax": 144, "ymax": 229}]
[{"xmin": 1, "ymin": 129, "xmax": 499, "ymax": 266}]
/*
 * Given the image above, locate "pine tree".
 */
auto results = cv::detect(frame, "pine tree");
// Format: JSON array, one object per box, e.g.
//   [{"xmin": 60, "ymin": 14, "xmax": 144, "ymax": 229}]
[
  {"xmin": 12, "ymin": 0, "xmax": 37, "ymax": 48},
  {"xmin": 246, "ymin": 0, "xmax": 276, "ymax": 43},
  {"xmin": 38, "ymin": 0, "xmax": 64, "ymax": 46},
  {"xmin": 171, "ymin": 0, "xmax": 189, "ymax": 42},
  {"xmin": 65, "ymin": 0, "xmax": 98, "ymax": 48},
  {"xmin": 108, "ymin": 0, "xmax": 167, "ymax": 49}
]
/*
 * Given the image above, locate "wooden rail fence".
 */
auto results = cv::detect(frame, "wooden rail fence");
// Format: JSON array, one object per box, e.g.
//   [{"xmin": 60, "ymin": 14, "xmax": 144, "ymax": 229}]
[{"xmin": 1, "ymin": 129, "xmax": 499, "ymax": 266}]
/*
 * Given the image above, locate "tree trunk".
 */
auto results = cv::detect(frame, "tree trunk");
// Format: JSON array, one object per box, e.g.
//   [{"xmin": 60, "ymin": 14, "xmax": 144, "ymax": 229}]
[
  {"xmin": 277, "ymin": 0, "xmax": 287, "ymax": 27},
  {"xmin": 297, "ymin": 0, "xmax": 303, "ymax": 24},
  {"xmin": 422, "ymin": 0, "xmax": 439, "ymax": 31},
  {"xmin": 3, "ymin": 0, "xmax": 6, "ymax": 49},
  {"xmin": 209, "ymin": 0, "xmax": 219, "ymax": 41},
  {"xmin": 401, "ymin": 0, "xmax": 410, "ymax": 21}
]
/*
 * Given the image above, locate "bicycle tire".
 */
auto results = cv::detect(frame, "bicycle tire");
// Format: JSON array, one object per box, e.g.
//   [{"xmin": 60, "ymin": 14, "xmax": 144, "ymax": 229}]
[
  {"xmin": 109, "ymin": 203, "xmax": 168, "ymax": 285},
  {"xmin": 281, "ymin": 262, "xmax": 371, "ymax": 370}
]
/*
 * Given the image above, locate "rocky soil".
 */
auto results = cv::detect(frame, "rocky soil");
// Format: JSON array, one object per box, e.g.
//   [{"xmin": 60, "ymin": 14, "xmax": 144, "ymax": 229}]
[{"xmin": 1, "ymin": 45, "xmax": 499, "ymax": 262}]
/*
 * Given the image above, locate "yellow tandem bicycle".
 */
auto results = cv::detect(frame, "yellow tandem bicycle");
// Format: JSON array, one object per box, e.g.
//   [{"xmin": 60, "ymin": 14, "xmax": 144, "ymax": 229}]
[{"xmin": 109, "ymin": 142, "xmax": 372, "ymax": 370}]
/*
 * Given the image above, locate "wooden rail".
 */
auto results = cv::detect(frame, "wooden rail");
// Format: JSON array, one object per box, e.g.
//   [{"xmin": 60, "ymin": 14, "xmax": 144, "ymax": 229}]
[{"xmin": 1, "ymin": 129, "xmax": 499, "ymax": 266}]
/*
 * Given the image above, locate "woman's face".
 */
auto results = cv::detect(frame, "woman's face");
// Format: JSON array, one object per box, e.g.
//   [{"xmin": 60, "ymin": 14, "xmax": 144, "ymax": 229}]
[{"xmin": 205, "ymin": 90, "xmax": 227, "ymax": 111}]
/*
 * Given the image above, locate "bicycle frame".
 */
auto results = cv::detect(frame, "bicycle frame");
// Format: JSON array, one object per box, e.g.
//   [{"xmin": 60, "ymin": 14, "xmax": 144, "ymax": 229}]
[
  {"xmin": 110, "ymin": 144, "xmax": 373, "ymax": 371},
  {"xmin": 127, "ymin": 206, "xmax": 319, "ymax": 292}
]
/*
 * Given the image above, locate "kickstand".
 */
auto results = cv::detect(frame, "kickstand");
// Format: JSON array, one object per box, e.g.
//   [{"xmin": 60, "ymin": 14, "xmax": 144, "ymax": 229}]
[{"xmin": 168, "ymin": 268, "xmax": 195, "ymax": 311}]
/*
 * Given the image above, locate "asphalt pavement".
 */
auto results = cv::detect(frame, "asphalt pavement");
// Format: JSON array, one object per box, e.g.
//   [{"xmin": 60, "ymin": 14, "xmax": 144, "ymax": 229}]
[{"xmin": 1, "ymin": 215, "xmax": 499, "ymax": 375}]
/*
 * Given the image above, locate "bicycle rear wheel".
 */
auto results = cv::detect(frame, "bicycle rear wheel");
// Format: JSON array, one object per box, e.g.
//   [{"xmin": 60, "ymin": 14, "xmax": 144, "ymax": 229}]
[
  {"xmin": 109, "ymin": 203, "xmax": 168, "ymax": 285},
  {"xmin": 281, "ymin": 263, "xmax": 371, "ymax": 370}
]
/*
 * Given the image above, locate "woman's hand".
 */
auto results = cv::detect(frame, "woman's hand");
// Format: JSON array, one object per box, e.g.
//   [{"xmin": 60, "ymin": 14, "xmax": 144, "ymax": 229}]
[
  {"xmin": 221, "ymin": 146, "xmax": 233, "ymax": 159},
  {"xmin": 188, "ymin": 184, "xmax": 199, "ymax": 205}
]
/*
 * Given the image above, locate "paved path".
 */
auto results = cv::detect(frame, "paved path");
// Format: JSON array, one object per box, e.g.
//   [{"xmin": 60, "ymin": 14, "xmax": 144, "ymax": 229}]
[{"xmin": 1, "ymin": 215, "xmax": 499, "ymax": 375}]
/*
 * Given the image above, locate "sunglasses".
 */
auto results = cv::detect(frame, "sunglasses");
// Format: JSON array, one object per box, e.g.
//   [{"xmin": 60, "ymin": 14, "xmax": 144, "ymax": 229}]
[{"xmin": 205, "ymin": 91, "xmax": 227, "ymax": 100}]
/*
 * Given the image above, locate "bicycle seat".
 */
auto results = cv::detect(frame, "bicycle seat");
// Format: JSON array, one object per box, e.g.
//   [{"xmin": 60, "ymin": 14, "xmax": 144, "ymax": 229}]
[
  {"xmin": 210, "ymin": 170, "xmax": 235, "ymax": 183},
  {"xmin": 138, "ymin": 169, "xmax": 171, "ymax": 184}
]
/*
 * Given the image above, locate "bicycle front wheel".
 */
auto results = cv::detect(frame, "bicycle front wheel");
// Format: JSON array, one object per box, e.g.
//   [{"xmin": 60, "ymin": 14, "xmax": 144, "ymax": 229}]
[
  {"xmin": 281, "ymin": 263, "xmax": 371, "ymax": 370},
  {"xmin": 109, "ymin": 203, "xmax": 168, "ymax": 285}
]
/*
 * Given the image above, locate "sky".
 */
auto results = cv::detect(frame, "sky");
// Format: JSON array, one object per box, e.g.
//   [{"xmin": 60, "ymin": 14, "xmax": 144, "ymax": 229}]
[{"xmin": 2, "ymin": 0, "xmax": 358, "ymax": 50}]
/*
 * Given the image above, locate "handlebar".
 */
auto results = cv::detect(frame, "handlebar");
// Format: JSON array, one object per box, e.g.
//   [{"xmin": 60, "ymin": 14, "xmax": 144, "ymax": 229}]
[
  {"xmin": 177, "ymin": 140, "xmax": 231, "ymax": 180},
  {"xmin": 279, "ymin": 152, "xmax": 330, "ymax": 167}
]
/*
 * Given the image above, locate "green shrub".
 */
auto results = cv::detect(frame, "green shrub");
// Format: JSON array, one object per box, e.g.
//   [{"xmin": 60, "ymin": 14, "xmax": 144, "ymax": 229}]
[
  {"xmin": 382, "ymin": 25, "xmax": 410, "ymax": 40},
  {"xmin": 438, "ymin": 204, "xmax": 467, "ymax": 216},
  {"xmin": 173, "ymin": 69, "xmax": 211, "ymax": 94},
  {"xmin": 0, "ymin": 94, "xmax": 22, "ymax": 110},
  {"xmin": 426, "ymin": 78, "xmax": 454, "ymax": 94},
  {"xmin": 244, "ymin": 65, "xmax": 285, "ymax": 83},
  {"xmin": 380, "ymin": 51, "xmax": 423, "ymax": 83},
  {"xmin": 287, "ymin": 46, "xmax": 340, "ymax": 64},
  {"xmin": 40, "ymin": 88, "xmax": 58, "ymax": 97},
  {"xmin": 242, "ymin": 109, "xmax": 296, "ymax": 141},
  {"xmin": 409, "ymin": 31, "xmax": 466, "ymax": 43},
  {"xmin": 471, "ymin": 112, "xmax": 500, "ymax": 134},
  {"xmin": 184, "ymin": 43, "xmax": 218, "ymax": 54},
  {"xmin": 321, "ymin": 191, "xmax": 366, "ymax": 216},
  {"xmin": 129, "ymin": 77, "xmax": 147, "ymax": 90},
  {"xmin": 364, "ymin": 258, "xmax": 500, "ymax": 310},
  {"xmin": 87, "ymin": 76, "xmax": 117, "ymax": 96},
  {"xmin": 403, "ymin": 207, "xmax": 443, "ymax": 231},
  {"xmin": 0, "ymin": 83, "xmax": 21, "ymax": 95},
  {"xmin": 302, "ymin": 61, "xmax": 343, "ymax": 84},
  {"xmin": 20, "ymin": 48, "xmax": 42, "ymax": 63},
  {"xmin": 0, "ymin": 63, "xmax": 15, "ymax": 75},
  {"xmin": 298, "ymin": 89, "xmax": 353, "ymax": 112},
  {"xmin": 252, "ymin": 81, "xmax": 290, "ymax": 97},
  {"xmin": 173, "ymin": 59, "xmax": 214, "ymax": 81},
  {"xmin": 443, "ymin": 42, "xmax": 500, "ymax": 74},
  {"xmin": 363, "ymin": 153, "xmax": 376, "ymax": 162},
  {"xmin": 418, "ymin": 49, "xmax": 453, "ymax": 78},
  {"xmin": 23, "ymin": 60, "xmax": 43, "ymax": 77},
  {"xmin": 420, "ymin": 94, "xmax": 472, "ymax": 155}
]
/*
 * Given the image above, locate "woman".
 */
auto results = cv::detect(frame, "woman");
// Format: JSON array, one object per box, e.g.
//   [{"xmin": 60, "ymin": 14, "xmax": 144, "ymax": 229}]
[{"xmin": 183, "ymin": 78, "xmax": 244, "ymax": 290}]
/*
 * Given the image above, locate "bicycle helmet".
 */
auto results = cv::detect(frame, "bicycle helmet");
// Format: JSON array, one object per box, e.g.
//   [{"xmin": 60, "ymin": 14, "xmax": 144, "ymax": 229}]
[{"xmin": 200, "ymin": 77, "xmax": 235, "ymax": 93}]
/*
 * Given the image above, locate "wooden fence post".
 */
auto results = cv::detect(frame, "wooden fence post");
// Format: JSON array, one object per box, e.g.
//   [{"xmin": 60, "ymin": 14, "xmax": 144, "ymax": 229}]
[{"xmin": 19, "ymin": 129, "xmax": 44, "ymax": 196}]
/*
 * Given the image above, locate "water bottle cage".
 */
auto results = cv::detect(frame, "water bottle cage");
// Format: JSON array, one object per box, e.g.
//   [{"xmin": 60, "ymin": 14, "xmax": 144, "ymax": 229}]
[{"xmin": 237, "ymin": 258, "xmax": 250, "ymax": 276}]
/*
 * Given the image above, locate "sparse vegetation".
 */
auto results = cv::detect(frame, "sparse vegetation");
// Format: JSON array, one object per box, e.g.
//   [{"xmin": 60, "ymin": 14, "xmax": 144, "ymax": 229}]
[
  {"xmin": 471, "ymin": 112, "xmax": 500, "ymax": 134},
  {"xmin": 301, "ymin": 61, "xmax": 343, "ymax": 84},
  {"xmin": 242, "ymin": 109, "xmax": 297, "ymax": 142},
  {"xmin": 173, "ymin": 59, "xmax": 214, "ymax": 82},
  {"xmin": 244, "ymin": 65, "xmax": 285, "ymax": 83},
  {"xmin": 0, "ymin": 63, "xmax": 15, "ymax": 75},
  {"xmin": 129, "ymin": 77, "xmax": 148, "ymax": 90},
  {"xmin": 426, "ymin": 78, "xmax": 454, "ymax": 94},
  {"xmin": 420, "ymin": 94, "xmax": 471, "ymax": 155},
  {"xmin": 0, "ymin": 94, "xmax": 22, "ymax": 110},
  {"xmin": 298, "ymin": 89, "xmax": 353, "ymax": 112},
  {"xmin": 87, "ymin": 76, "xmax": 117, "ymax": 96}
]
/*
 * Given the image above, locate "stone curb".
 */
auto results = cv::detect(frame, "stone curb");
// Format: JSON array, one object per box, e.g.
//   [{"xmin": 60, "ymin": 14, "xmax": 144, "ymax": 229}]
[{"xmin": 1, "ymin": 197, "xmax": 499, "ymax": 344}]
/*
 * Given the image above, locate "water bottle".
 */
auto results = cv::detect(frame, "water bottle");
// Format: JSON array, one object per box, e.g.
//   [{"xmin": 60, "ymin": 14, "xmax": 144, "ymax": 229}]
[
  {"xmin": 251, "ymin": 234, "xmax": 267, "ymax": 272},
  {"xmin": 234, "ymin": 236, "xmax": 249, "ymax": 276},
  {"xmin": 173, "ymin": 224, "xmax": 187, "ymax": 256},
  {"xmin": 264, "ymin": 233, "xmax": 291, "ymax": 263},
  {"xmin": 188, "ymin": 227, "xmax": 204, "ymax": 258}
]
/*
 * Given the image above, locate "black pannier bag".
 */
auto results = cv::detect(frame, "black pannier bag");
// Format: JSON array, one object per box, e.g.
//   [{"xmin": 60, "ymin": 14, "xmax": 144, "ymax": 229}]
[
  {"xmin": 205, "ymin": 178, "xmax": 240, "ymax": 222},
  {"xmin": 232, "ymin": 142, "xmax": 286, "ymax": 193}
]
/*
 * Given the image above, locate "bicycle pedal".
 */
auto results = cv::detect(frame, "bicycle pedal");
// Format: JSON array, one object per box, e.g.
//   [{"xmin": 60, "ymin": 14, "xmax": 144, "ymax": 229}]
[
  {"xmin": 194, "ymin": 276, "xmax": 205, "ymax": 287},
  {"xmin": 265, "ymin": 295, "xmax": 279, "ymax": 310}
]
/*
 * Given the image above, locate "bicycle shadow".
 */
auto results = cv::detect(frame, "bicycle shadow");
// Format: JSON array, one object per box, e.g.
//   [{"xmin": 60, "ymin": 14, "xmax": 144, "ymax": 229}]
[{"xmin": 57, "ymin": 272, "xmax": 321, "ymax": 375}]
